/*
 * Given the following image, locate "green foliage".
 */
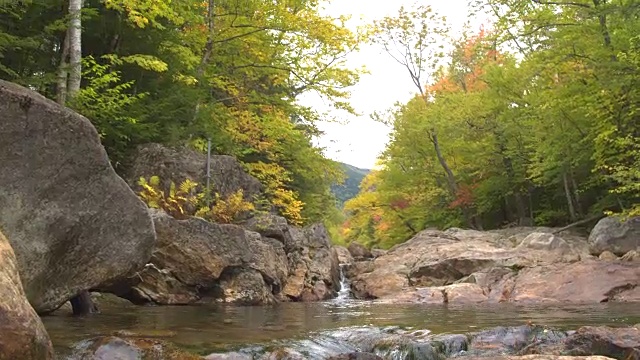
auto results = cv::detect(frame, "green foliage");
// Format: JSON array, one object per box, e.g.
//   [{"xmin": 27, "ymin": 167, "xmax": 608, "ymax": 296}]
[
  {"xmin": 0, "ymin": 0, "xmax": 361, "ymax": 226},
  {"xmin": 138, "ymin": 176, "xmax": 255, "ymax": 224},
  {"xmin": 343, "ymin": 1, "xmax": 640, "ymax": 248},
  {"xmin": 68, "ymin": 56, "xmax": 153, "ymax": 167}
]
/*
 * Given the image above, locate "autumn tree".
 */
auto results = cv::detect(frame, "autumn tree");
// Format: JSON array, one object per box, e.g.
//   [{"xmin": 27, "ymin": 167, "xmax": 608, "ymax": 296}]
[{"xmin": 0, "ymin": 0, "xmax": 362, "ymax": 226}]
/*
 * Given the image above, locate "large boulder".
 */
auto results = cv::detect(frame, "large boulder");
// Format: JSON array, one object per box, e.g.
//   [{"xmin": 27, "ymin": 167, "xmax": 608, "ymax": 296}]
[
  {"xmin": 113, "ymin": 210, "xmax": 290, "ymax": 305},
  {"xmin": 589, "ymin": 216, "xmax": 640, "ymax": 256},
  {"xmin": 67, "ymin": 336, "xmax": 202, "ymax": 360},
  {"xmin": 0, "ymin": 231, "xmax": 54, "ymax": 359},
  {"xmin": 125, "ymin": 143, "xmax": 262, "ymax": 201},
  {"xmin": 490, "ymin": 260, "xmax": 640, "ymax": 303},
  {"xmin": 0, "ymin": 80, "xmax": 156, "ymax": 313}
]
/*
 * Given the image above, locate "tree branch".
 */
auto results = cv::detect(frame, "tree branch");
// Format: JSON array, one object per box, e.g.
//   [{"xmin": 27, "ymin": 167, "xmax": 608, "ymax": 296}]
[{"xmin": 531, "ymin": 0, "xmax": 592, "ymax": 8}]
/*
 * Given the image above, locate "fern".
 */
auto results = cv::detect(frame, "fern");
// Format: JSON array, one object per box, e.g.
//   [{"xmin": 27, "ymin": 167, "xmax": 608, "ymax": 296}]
[{"xmin": 137, "ymin": 176, "xmax": 199, "ymax": 219}]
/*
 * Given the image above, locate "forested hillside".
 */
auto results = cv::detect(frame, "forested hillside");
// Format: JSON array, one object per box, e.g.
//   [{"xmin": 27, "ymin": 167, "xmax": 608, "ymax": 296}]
[
  {"xmin": 342, "ymin": 1, "xmax": 640, "ymax": 249},
  {"xmin": 0, "ymin": 0, "xmax": 362, "ymax": 226},
  {"xmin": 331, "ymin": 162, "xmax": 370, "ymax": 206}
]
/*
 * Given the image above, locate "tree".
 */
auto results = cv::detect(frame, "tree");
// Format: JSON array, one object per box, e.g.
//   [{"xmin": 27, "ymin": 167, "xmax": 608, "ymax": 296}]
[
  {"xmin": 343, "ymin": 0, "xmax": 640, "ymax": 247},
  {"xmin": 369, "ymin": 5, "xmax": 481, "ymax": 229},
  {"xmin": 0, "ymin": 0, "xmax": 362, "ymax": 227}
]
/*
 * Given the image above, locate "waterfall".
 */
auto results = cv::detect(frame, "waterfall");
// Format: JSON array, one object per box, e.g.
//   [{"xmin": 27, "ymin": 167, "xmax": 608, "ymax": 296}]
[{"xmin": 335, "ymin": 264, "xmax": 352, "ymax": 301}]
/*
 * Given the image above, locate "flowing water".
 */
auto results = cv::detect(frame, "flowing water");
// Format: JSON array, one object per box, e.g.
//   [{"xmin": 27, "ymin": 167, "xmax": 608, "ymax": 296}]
[{"xmin": 43, "ymin": 266, "xmax": 640, "ymax": 356}]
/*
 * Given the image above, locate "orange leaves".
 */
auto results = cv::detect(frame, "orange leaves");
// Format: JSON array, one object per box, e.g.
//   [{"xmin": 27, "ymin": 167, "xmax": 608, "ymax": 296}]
[{"xmin": 427, "ymin": 27, "xmax": 502, "ymax": 97}]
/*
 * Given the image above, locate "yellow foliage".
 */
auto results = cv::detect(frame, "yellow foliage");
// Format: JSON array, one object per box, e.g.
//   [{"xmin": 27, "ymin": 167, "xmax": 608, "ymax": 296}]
[
  {"xmin": 196, "ymin": 189, "xmax": 255, "ymax": 224},
  {"xmin": 138, "ymin": 176, "xmax": 199, "ymax": 219},
  {"xmin": 244, "ymin": 161, "xmax": 304, "ymax": 225},
  {"xmin": 272, "ymin": 188, "xmax": 305, "ymax": 226}
]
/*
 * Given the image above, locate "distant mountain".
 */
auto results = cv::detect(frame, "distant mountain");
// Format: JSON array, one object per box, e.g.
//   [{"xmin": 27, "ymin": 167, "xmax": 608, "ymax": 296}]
[{"xmin": 331, "ymin": 162, "xmax": 370, "ymax": 207}]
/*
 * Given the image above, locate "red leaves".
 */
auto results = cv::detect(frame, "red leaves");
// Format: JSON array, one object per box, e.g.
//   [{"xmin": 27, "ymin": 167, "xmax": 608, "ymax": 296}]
[
  {"xmin": 389, "ymin": 197, "xmax": 410, "ymax": 210},
  {"xmin": 449, "ymin": 182, "xmax": 479, "ymax": 209}
]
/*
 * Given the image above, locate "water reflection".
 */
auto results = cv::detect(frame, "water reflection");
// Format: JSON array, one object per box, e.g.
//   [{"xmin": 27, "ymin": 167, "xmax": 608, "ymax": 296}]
[{"xmin": 43, "ymin": 301, "xmax": 640, "ymax": 355}]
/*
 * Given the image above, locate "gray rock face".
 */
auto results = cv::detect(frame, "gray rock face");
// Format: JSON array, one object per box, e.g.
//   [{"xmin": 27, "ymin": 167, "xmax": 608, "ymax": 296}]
[
  {"xmin": 116, "ymin": 210, "xmax": 253, "ymax": 305},
  {"xmin": 282, "ymin": 224, "xmax": 341, "ymax": 301},
  {"xmin": 589, "ymin": 216, "xmax": 640, "ymax": 256},
  {"xmin": 347, "ymin": 227, "xmax": 640, "ymax": 304},
  {"xmin": 0, "ymin": 231, "xmax": 54, "ymax": 359},
  {"xmin": 333, "ymin": 245, "xmax": 354, "ymax": 265},
  {"xmin": 348, "ymin": 242, "xmax": 372, "ymax": 260},
  {"xmin": 125, "ymin": 143, "xmax": 263, "ymax": 201},
  {"xmin": 113, "ymin": 210, "xmax": 337, "ymax": 305},
  {"xmin": 0, "ymin": 80, "xmax": 156, "ymax": 313}
]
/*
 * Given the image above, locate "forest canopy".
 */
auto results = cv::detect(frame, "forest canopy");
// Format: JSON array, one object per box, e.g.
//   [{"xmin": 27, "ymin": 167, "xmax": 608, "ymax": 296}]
[
  {"xmin": 342, "ymin": 0, "xmax": 640, "ymax": 249},
  {"xmin": 0, "ymin": 0, "xmax": 364, "ymax": 226},
  {"xmin": 2, "ymin": 0, "xmax": 638, "ymax": 248}
]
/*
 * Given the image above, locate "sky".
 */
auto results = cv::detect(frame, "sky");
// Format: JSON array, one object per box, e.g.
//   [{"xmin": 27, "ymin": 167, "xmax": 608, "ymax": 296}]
[{"xmin": 301, "ymin": 0, "xmax": 484, "ymax": 169}]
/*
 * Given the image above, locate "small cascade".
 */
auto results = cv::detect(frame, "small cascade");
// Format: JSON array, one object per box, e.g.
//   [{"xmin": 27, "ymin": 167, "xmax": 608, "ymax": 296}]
[{"xmin": 335, "ymin": 264, "xmax": 352, "ymax": 301}]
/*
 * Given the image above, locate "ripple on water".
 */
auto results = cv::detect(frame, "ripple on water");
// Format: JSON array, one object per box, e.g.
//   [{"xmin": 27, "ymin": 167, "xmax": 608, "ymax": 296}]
[{"xmin": 43, "ymin": 300, "xmax": 640, "ymax": 356}]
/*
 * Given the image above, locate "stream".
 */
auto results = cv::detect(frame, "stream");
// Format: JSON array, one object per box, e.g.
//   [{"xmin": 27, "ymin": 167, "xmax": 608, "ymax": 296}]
[{"xmin": 43, "ymin": 266, "xmax": 640, "ymax": 357}]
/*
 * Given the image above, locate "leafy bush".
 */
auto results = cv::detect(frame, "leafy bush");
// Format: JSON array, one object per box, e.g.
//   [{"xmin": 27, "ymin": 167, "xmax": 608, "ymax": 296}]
[
  {"xmin": 137, "ymin": 175, "xmax": 255, "ymax": 223},
  {"xmin": 138, "ymin": 176, "xmax": 199, "ymax": 219},
  {"xmin": 195, "ymin": 189, "xmax": 255, "ymax": 224}
]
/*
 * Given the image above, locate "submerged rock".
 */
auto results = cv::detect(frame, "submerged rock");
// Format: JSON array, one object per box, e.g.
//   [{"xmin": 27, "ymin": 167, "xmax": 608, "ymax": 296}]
[
  {"xmin": 463, "ymin": 356, "xmax": 614, "ymax": 359},
  {"xmin": 203, "ymin": 324, "xmax": 636, "ymax": 360},
  {"xmin": 0, "ymin": 80, "xmax": 156, "ymax": 313},
  {"xmin": 0, "ymin": 231, "xmax": 54, "ymax": 360},
  {"xmin": 65, "ymin": 336, "xmax": 202, "ymax": 360},
  {"xmin": 621, "ymin": 250, "xmax": 640, "ymax": 262},
  {"xmin": 522, "ymin": 326, "xmax": 640, "ymax": 359}
]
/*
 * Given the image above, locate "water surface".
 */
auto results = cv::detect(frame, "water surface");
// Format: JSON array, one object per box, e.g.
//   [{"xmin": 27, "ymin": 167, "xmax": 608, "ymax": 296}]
[{"xmin": 43, "ymin": 299, "xmax": 640, "ymax": 355}]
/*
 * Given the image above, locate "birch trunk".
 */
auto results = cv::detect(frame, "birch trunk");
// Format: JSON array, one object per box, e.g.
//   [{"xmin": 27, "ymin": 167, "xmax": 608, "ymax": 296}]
[
  {"xmin": 67, "ymin": 0, "xmax": 82, "ymax": 98},
  {"xmin": 56, "ymin": 30, "xmax": 70, "ymax": 105}
]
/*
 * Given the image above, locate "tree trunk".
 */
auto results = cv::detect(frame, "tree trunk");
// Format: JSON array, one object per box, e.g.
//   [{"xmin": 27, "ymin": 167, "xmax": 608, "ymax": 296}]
[
  {"xmin": 190, "ymin": 0, "xmax": 215, "ymax": 131},
  {"xmin": 429, "ymin": 131, "xmax": 475, "ymax": 228},
  {"xmin": 56, "ymin": 30, "xmax": 70, "ymax": 105},
  {"xmin": 496, "ymin": 133, "xmax": 529, "ymax": 226},
  {"xmin": 67, "ymin": 0, "xmax": 82, "ymax": 98},
  {"xmin": 70, "ymin": 290, "xmax": 98, "ymax": 316},
  {"xmin": 569, "ymin": 168, "xmax": 584, "ymax": 216},
  {"xmin": 563, "ymin": 171, "xmax": 577, "ymax": 221}
]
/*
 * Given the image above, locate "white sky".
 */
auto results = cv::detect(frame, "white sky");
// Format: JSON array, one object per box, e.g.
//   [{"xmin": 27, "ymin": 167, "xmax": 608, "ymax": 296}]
[{"xmin": 302, "ymin": 0, "xmax": 485, "ymax": 169}]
